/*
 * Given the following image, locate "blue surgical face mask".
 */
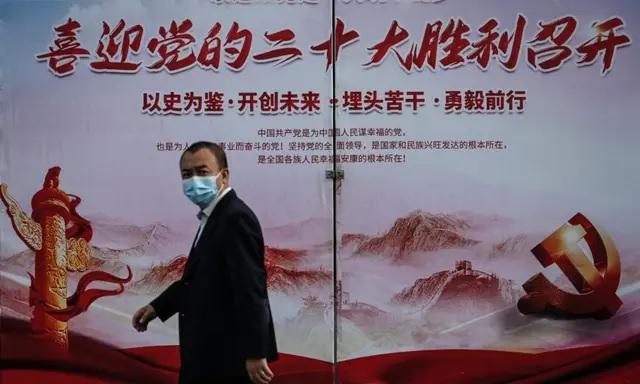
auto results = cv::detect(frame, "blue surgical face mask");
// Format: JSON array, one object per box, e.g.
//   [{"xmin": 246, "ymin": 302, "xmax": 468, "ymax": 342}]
[{"xmin": 182, "ymin": 173, "xmax": 220, "ymax": 208}]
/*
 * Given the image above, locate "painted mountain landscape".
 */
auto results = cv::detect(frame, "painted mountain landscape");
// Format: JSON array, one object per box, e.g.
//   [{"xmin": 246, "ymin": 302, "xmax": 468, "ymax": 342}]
[{"xmin": 2, "ymin": 210, "xmax": 640, "ymax": 362}]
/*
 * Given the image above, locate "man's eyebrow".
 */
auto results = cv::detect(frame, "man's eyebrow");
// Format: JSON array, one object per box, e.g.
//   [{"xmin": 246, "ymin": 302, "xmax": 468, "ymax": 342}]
[{"xmin": 182, "ymin": 164, "xmax": 208, "ymax": 171}]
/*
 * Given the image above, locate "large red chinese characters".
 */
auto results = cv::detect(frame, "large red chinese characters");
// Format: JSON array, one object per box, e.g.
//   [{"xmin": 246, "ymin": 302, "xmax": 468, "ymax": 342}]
[
  {"xmin": 253, "ymin": 29, "xmax": 303, "ymax": 67},
  {"xmin": 36, "ymin": 15, "xmax": 631, "ymax": 76},
  {"xmin": 311, "ymin": 18, "xmax": 360, "ymax": 70},
  {"xmin": 526, "ymin": 16, "xmax": 577, "ymax": 72},
  {"xmin": 36, "ymin": 18, "xmax": 90, "ymax": 77},
  {"xmin": 90, "ymin": 19, "xmax": 144, "ymax": 73},
  {"xmin": 576, "ymin": 17, "xmax": 631, "ymax": 75}
]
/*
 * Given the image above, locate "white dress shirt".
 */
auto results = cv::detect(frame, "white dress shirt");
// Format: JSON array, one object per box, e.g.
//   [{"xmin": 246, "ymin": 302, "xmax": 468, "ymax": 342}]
[{"xmin": 194, "ymin": 186, "xmax": 232, "ymax": 246}]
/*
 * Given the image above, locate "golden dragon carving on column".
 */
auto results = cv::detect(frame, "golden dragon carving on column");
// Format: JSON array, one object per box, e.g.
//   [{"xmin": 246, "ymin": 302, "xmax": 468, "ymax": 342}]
[{"xmin": 0, "ymin": 166, "xmax": 132, "ymax": 350}]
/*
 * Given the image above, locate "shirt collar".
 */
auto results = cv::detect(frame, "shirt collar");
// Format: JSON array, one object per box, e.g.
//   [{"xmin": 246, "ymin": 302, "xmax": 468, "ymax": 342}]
[{"xmin": 197, "ymin": 187, "xmax": 232, "ymax": 220}]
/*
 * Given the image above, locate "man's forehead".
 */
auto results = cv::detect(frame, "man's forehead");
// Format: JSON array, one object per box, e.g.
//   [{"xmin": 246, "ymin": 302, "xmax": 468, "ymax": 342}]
[{"xmin": 181, "ymin": 150, "xmax": 219, "ymax": 170}]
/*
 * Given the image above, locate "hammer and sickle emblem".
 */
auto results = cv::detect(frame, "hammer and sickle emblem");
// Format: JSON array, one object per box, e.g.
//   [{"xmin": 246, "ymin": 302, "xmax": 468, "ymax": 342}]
[{"xmin": 517, "ymin": 213, "xmax": 622, "ymax": 320}]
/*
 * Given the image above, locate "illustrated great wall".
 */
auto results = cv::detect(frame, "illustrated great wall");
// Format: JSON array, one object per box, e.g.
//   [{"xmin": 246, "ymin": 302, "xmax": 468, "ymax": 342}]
[
  {"xmin": 295, "ymin": 260, "xmax": 521, "ymax": 327},
  {"xmin": 393, "ymin": 260, "xmax": 521, "ymax": 312}
]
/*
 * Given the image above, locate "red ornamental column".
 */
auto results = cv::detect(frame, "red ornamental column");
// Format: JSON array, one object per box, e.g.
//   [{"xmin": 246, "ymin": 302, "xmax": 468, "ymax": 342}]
[{"xmin": 30, "ymin": 178, "xmax": 71, "ymax": 351}]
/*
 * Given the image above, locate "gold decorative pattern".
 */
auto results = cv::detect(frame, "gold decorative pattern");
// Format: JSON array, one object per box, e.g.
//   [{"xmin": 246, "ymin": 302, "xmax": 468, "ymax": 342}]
[
  {"xmin": 66, "ymin": 237, "xmax": 91, "ymax": 272},
  {"xmin": 42, "ymin": 198, "xmax": 70, "ymax": 210},
  {"xmin": 41, "ymin": 214, "xmax": 69, "ymax": 349},
  {"xmin": 0, "ymin": 184, "xmax": 43, "ymax": 251}
]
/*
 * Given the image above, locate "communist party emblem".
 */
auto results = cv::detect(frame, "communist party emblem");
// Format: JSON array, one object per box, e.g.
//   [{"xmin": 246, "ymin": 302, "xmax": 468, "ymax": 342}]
[{"xmin": 517, "ymin": 213, "xmax": 623, "ymax": 320}]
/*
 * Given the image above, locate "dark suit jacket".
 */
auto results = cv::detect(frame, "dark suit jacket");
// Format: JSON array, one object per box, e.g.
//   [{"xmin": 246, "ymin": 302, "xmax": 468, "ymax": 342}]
[{"xmin": 150, "ymin": 190, "xmax": 278, "ymax": 380}]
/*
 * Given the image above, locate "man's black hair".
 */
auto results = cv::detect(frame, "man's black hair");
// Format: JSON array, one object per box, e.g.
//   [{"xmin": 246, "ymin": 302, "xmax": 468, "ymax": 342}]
[{"xmin": 181, "ymin": 141, "xmax": 228, "ymax": 170}]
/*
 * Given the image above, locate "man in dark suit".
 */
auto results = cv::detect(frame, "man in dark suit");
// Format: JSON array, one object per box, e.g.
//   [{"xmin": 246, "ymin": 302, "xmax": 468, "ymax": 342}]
[{"xmin": 131, "ymin": 141, "xmax": 278, "ymax": 384}]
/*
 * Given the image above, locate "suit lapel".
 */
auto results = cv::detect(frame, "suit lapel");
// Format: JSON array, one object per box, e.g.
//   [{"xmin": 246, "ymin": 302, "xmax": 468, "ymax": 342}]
[
  {"xmin": 189, "ymin": 231, "xmax": 199, "ymax": 252},
  {"xmin": 182, "ymin": 190, "xmax": 236, "ymax": 278}
]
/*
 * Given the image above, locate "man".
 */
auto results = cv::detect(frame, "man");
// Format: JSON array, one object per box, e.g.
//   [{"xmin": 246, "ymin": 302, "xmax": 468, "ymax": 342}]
[{"xmin": 131, "ymin": 141, "xmax": 278, "ymax": 384}]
